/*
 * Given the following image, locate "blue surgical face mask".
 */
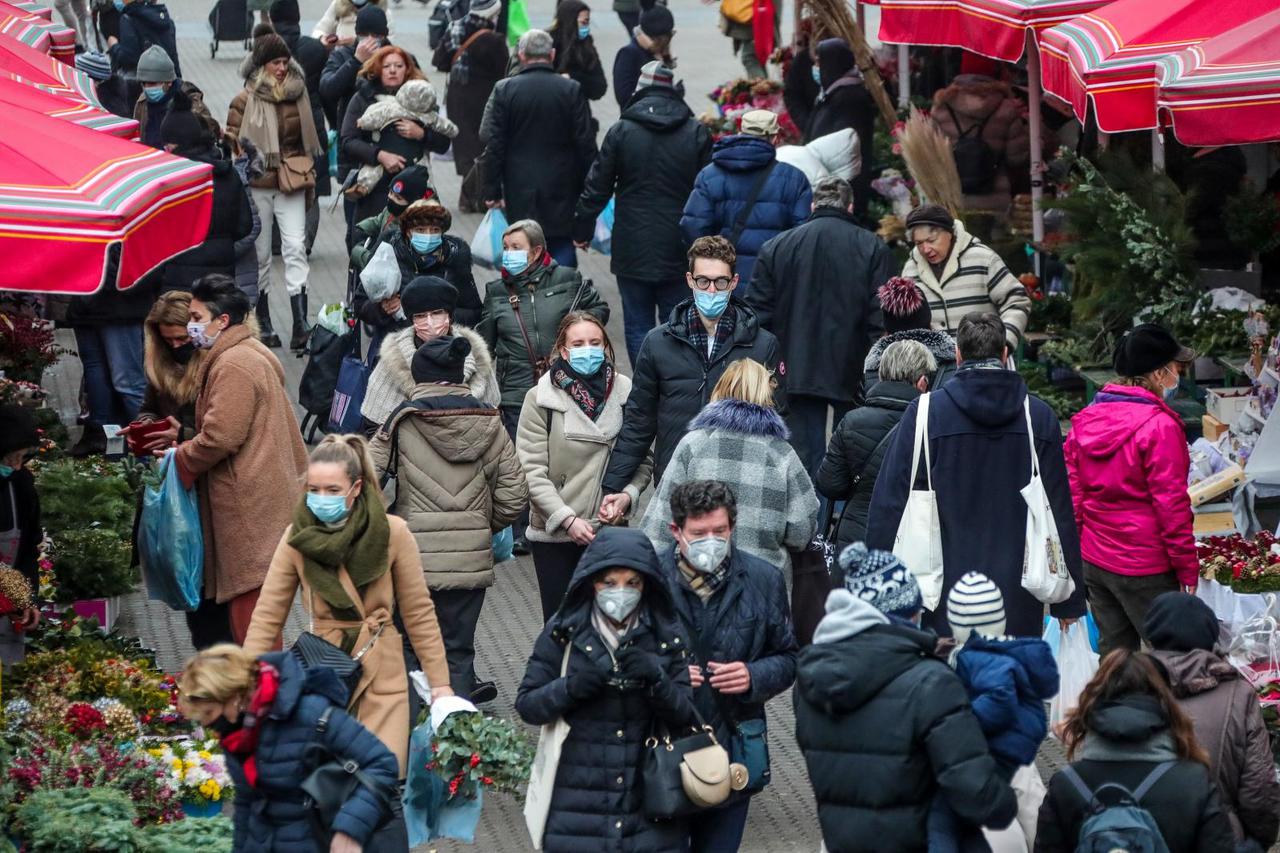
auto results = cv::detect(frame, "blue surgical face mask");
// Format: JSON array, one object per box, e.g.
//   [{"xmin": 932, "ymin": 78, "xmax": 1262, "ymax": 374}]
[
  {"xmin": 811, "ymin": 65, "xmax": 821, "ymax": 85},
  {"xmin": 0, "ymin": 464, "xmax": 14, "ymax": 478},
  {"xmin": 567, "ymin": 345, "xmax": 605, "ymax": 376},
  {"xmin": 411, "ymin": 232, "xmax": 442, "ymax": 254},
  {"xmin": 693, "ymin": 289, "xmax": 730, "ymax": 320},
  {"xmin": 596, "ymin": 586, "xmax": 641, "ymax": 622},
  {"xmin": 502, "ymin": 249, "xmax": 529, "ymax": 275},
  {"xmin": 112, "ymin": 0, "xmax": 124, "ymax": 11},
  {"xmin": 1162, "ymin": 368, "xmax": 1179, "ymax": 401},
  {"xmin": 577, "ymin": 24, "xmax": 590, "ymax": 40},
  {"xmin": 306, "ymin": 491, "xmax": 351, "ymax": 524},
  {"xmin": 143, "ymin": 85, "xmax": 166, "ymax": 102}
]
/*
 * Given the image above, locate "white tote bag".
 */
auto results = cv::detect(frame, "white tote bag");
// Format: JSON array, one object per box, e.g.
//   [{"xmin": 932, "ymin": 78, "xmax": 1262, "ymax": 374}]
[
  {"xmin": 1019, "ymin": 398, "xmax": 1075, "ymax": 604},
  {"xmin": 524, "ymin": 643, "xmax": 573, "ymax": 850},
  {"xmin": 893, "ymin": 392, "xmax": 945, "ymax": 611},
  {"xmin": 1047, "ymin": 620, "xmax": 1099, "ymax": 734}
]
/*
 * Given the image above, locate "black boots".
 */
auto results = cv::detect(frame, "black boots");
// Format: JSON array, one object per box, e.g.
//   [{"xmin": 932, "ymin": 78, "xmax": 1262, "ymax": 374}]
[
  {"xmin": 255, "ymin": 294, "xmax": 282, "ymax": 348},
  {"xmin": 289, "ymin": 291, "xmax": 310, "ymax": 353}
]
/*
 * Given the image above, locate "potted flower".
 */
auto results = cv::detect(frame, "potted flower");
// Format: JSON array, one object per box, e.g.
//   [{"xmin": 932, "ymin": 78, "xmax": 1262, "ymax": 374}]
[{"xmin": 145, "ymin": 737, "xmax": 235, "ymax": 818}]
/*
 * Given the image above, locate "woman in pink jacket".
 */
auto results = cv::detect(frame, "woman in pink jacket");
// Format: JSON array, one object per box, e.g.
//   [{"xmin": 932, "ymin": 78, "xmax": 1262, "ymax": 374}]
[{"xmin": 1064, "ymin": 324, "xmax": 1197, "ymax": 656}]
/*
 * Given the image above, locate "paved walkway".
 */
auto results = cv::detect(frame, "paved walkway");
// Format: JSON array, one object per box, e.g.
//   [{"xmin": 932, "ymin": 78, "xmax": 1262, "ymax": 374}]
[{"xmin": 47, "ymin": 0, "xmax": 1070, "ymax": 848}]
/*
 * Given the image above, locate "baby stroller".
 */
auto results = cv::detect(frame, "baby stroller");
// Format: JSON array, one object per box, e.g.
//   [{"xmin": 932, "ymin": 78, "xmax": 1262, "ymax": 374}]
[{"xmin": 207, "ymin": 0, "xmax": 251, "ymax": 57}]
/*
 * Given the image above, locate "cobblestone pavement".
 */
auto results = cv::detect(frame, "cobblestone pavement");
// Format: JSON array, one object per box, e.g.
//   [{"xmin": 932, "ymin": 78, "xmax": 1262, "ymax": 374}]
[{"xmin": 45, "ymin": 0, "xmax": 1071, "ymax": 848}]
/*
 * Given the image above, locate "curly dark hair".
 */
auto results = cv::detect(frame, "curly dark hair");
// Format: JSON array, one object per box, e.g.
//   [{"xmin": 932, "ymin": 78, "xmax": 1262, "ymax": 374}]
[
  {"xmin": 669, "ymin": 480, "xmax": 738, "ymax": 528},
  {"xmin": 687, "ymin": 235, "xmax": 737, "ymax": 275},
  {"xmin": 399, "ymin": 200, "xmax": 452, "ymax": 236}
]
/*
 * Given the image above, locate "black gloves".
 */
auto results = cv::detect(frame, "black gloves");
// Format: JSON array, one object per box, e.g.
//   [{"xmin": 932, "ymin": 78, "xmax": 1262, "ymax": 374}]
[
  {"xmin": 565, "ymin": 661, "xmax": 607, "ymax": 701},
  {"xmin": 616, "ymin": 647, "xmax": 664, "ymax": 687}
]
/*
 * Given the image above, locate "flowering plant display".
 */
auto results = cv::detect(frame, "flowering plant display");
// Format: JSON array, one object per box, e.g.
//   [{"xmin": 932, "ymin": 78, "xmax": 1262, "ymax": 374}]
[
  {"xmin": 8, "ymin": 646, "xmax": 172, "ymax": 721},
  {"xmin": 428, "ymin": 711, "xmax": 532, "ymax": 799},
  {"xmin": 700, "ymin": 78, "xmax": 801, "ymax": 143},
  {"xmin": 1198, "ymin": 531, "xmax": 1280, "ymax": 594},
  {"xmin": 0, "ymin": 311, "xmax": 66, "ymax": 384},
  {"xmin": 145, "ymin": 738, "xmax": 234, "ymax": 807},
  {"xmin": 0, "ymin": 565, "xmax": 32, "ymax": 626}
]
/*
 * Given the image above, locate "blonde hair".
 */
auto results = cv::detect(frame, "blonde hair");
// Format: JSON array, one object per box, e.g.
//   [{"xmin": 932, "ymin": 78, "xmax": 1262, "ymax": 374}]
[
  {"xmin": 309, "ymin": 433, "xmax": 379, "ymax": 492},
  {"xmin": 710, "ymin": 359, "xmax": 776, "ymax": 408},
  {"xmin": 177, "ymin": 643, "xmax": 257, "ymax": 712},
  {"xmin": 144, "ymin": 291, "xmax": 204, "ymax": 405}
]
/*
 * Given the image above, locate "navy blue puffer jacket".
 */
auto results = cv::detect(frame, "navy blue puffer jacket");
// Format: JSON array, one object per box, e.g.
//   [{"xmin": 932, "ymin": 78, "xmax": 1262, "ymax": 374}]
[
  {"xmin": 516, "ymin": 528, "xmax": 697, "ymax": 853},
  {"xmin": 679, "ymin": 135, "xmax": 812, "ymax": 289},
  {"xmin": 226, "ymin": 652, "xmax": 399, "ymax": 853},
  {"xmin": 953, "ymin": 635, "xmax": 1057, "ymax": 767}
]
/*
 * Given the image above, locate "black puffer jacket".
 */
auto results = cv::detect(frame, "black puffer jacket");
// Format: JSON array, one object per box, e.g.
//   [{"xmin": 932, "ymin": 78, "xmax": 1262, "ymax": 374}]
[
  {"xmin": 515, "ymin": 527, "xmax": 696, "ymax": 853},
  {"xmin": 1035, "ymin": 694, "xmax": 1237, "ymax": 853},
  {"xmin": 817, "ymin": 379, "xmax": 919, "ymax": 556},
  {"xmin": 573, "ymin": 86, "xmax": 712, "ymax": 281},
  {"xmin": 479, "ymin": 63, "xmax": 597, "ymax": 238},
  {"xmin": 160, "ymin": 154, "xmax": 255, "ymax": 291},
  {"xmin": 361, "ymin": 231, "xmax": 481, "ymax": 330},
  {"xmin": 109, "ymin": 1, "xmax": 179, "ymax": 76},
  {"xmin": 602, "ymin": 299, "xmax": 784, "ymax": 492},
  {"xmin": 747, "ymin": 208, "xmax": 891, "ymax": 403},
  {"xmin": 795, "ymin": 597, "xmax": 1017, "ymax": 853},
  {"xmin": 862, "ymin": 328, "xmax": 958, "ymax": 393}
]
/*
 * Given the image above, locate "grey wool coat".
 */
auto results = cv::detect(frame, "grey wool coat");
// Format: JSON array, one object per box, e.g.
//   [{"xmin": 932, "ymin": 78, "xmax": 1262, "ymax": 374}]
[{"xmin": 640, "ymin": 398, "xmax": 818, "ymax": 571}]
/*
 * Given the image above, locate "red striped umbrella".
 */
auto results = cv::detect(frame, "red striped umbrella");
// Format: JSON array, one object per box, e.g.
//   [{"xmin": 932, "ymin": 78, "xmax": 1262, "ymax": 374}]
[
  {"xmin": 0, "ymin": 76, "xmax": 138, "ymax": 137},
  {"xmin": 0, "ymin": 31, "xmax": 97, "ymax": 103},
  {"xmin": 877, "ymin": 0, "xmax": 1112, "ymax": 62},
  {"xmin": 0, "ymin": 0, "xmax": 73, "ymax": 63},
  {"xmin": 0, "ymin": 106, "xmax": 212, "ymax": 293},
  {"xmin": 1038, "ymin": 0, "xmax": 1260, "ymax": 134},
  {"xmin": 1154, "ymin": 8, "xmax": 1280, "ymax": 146}
]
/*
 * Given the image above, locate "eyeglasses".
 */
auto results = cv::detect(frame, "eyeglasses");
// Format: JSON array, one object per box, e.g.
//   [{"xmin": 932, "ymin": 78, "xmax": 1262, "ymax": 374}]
[{"xmin": 690, "ymin": 276, "xmax": 734, "ymax": 292}]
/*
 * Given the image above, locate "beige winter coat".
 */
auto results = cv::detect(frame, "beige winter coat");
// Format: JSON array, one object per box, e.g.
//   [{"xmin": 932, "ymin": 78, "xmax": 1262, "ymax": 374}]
[
  {"xmin": 360, "ymin": 324, "xmax": 500, "ymax": 428},
  {"xmin": 244, "ymin": 515, "xmax": 449, "ymax": 775},
  {"xmin": 370, "ymin": 383, "xmax": 527, "ymax": 590},
  {"xmin": 516, "ymin": 371, "xmax": 652, "ymax": 543},
  {"xmin": 175, "ymin": 325, "xmax": 308, "ymax": 603}
]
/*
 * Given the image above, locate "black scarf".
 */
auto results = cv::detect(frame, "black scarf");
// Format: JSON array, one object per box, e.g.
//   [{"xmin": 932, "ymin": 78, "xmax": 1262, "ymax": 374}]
[{"xmin": 551, "ymin": 358, "xmax": 613, "ymax": 421}]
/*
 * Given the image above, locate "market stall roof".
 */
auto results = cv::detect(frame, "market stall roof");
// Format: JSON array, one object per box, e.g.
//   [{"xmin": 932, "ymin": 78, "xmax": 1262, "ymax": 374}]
[
  {"xmin": 0, "ymin": 0, "xmax": 73, "ymax": 63},
  {"xmin": 0, "ymin": 31, "xmax": 97, "ymax": 102},
  {"xmin": 1155, "ymin": 8, "xmax": 1280, "ymax": 147},
  {"xmin": 0, "ymin": 76, "xmax": 138, "ymax": 138},
  {"xmin": 0, "ymin": 106, "xmax": 212, "ymax": 294},
  {"xmin": 1038, "ymin": 0, "xmax": 1262, "ymax": 135},
  {"xmin": 876, "ymin": 0, "xmax": 1112, "ymax": 62}
]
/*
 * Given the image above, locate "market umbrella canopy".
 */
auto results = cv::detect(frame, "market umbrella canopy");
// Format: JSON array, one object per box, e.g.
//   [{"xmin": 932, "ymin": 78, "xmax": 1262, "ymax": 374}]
[
  {"xmin": 876, "ymin": 0, "xmax": 1112, "ymax": 61},
  {"xmin": 1039, "ymin": 0, "xmax": 1262, "ymax": 134},
  {"xmin": 1155, "ymin": 8, "xmax": 1280, "ymax": 146},
  {"xmin": 0, "ymin": 32, "xmax": 97, "ymax": 102},
  {"xmin": 0, "ymin": 76, "xmax": 137, "ymax": 137},
  {"xmin": 0, "ymin": 0, "xmax": 73, "ymax": 63},
  {"xmin": 0, "ymin": 106, "xmax": 212, "ymax": 294}
]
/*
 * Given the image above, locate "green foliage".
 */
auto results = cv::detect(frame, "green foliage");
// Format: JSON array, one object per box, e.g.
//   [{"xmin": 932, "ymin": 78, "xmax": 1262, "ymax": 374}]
[
  {"xmin": 1028, "ymin": 294, "xmax": 1073, "ymax": 334},
  {"xmin": 144, "ymin": 816, "xmax": 234, "ymax": 853},
  {"xmin": 431, "ymin": 711, "xmax": 533, "ymax": 798},
  {"xmin": 48, "ymin": 529, "xmax": 136, "ymax": 602},
  {"xmin": 34, "ymin": 459, "xmax": 136, "ymax": 538},
  {"xmin": 1223, "ymin": 184, "xmax": 1280, "ymax": 256},
  {"xmin": 1017, "ymin": 364, "xmax": 1084, "ymax": 423},
  {"xmin": 13, "ymin": 787, "xmax": 146, "ymax": 852}
]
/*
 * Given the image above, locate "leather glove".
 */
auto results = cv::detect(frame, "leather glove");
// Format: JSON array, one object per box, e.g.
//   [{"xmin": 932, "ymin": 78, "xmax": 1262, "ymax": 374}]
[
  {"xmin": 616, "ymin": 647, "xmax": 664, "ymax": 687},
  {"xmin": 565, "ymin": 662, "xmax": 607, "ymax": 700}
]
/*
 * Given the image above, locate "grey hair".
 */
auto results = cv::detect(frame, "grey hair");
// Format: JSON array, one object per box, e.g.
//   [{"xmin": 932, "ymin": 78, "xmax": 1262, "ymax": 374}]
[
  {"xmin": 813, "ymin": 176, "xmax": 852, "ymax": 211},
  {"xmin": 504, "ymin": 218, "xmax": 546, "ymax": 249},
  {"xmin": 517, "ymin": 29, "xmax": 554, "ymax": 59},
  {"xmin": 907, "ymin": 224, "xmax": 944, "ymax": 243},
  {"xmin": 879, "ymin": 339, "xmax": 937, "ymax": 384}
]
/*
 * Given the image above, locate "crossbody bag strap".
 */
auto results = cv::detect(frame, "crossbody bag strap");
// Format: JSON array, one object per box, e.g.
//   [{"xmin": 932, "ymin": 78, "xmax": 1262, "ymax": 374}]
[
  {"xmin": 451, "ymin": 28, "xmax": 486, "ymax": 65},
  {"xmin": 505, "ymin": 281, "xmax": 545, "ymax": 378},
  {"xmin": 728, "ymin": 161, "xmax": 776, "ymax": 247}
]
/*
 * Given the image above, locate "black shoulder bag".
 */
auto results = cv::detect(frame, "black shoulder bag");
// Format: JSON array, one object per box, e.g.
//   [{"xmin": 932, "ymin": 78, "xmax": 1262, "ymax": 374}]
[
  {"xmin": 300, "ymin": 706, "xmax": 397, "ymax": 843},
  {"xmin": 727, "ymin": 161, "xmax": 778, "ymax": 247}
]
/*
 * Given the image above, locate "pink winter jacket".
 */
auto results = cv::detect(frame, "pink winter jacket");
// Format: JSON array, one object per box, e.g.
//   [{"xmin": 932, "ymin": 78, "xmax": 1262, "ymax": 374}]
[{"xmin": 1063, "ymin": 384, "xmax": 1196, "ymax": 585}]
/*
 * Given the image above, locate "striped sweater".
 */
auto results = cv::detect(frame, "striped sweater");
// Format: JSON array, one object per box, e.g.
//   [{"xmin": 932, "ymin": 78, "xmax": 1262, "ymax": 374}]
[{"xmin": 901, "ymin": 220, "xmax": 1030, "ymax": 349}]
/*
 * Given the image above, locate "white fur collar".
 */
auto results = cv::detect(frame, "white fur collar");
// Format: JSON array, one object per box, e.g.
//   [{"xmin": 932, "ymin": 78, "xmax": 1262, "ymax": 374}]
[{"xmin": 533, "ymin": 370, "xmax": 630, "ymax": 442}]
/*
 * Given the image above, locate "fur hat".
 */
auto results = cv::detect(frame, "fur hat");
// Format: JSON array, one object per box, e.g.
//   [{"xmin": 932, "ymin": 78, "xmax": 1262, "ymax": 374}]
[
  {"xmin": 251, "ymin": 33, "xmax": 291, "ymax": 69},
  {"xmin": 136, "ymin": 45, "xmax": 175, "ymax": 83},
  {"xmin": 401, "ymin": 276, "xmax": 458, "ymax": 317},
  {"xmin": 412, "ymin": 335, "xmax": 471, "ymax": 384},
  {"xmin": 837, "ymin": 542, "xmax": 922, "ymax": 620},
  {"xmin": 946, "ymin": 573, "xmax": 1006, "ymax": 643},
  {"xmin": 879, "ymin": 276, "xmax": 933, "ymax": 334},
  {"xmin": 399, "ymin": 200, "xmax": 451, "ymax": 236}
]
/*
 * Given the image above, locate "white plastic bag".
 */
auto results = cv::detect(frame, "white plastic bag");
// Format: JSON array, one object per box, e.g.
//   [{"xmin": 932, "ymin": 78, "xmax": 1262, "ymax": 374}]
[
  {"xmin": 1047, "ymin": 621, "xmax": 1098, "ymax": 735},
  {"xmin": 892, "ymin": 393, "xmax": 944, "ymax": 611},
  {"xmin": 524, "ymin": 644, "xmax": 572, "ymax": 849},
  {"xmin": 470, "ymin": 207, "xmax": 508, "ymax": 269},
  {"xmin": 315, "ymin": 302, "xmax": 350, "ymax": 337},
  {"xmin": 360, "ymin": 241, "xmax": 401, "ymax": 303},
  {"xmin": 1020, "ymin": 398, "xmax": 1075, "ymax": 604}
]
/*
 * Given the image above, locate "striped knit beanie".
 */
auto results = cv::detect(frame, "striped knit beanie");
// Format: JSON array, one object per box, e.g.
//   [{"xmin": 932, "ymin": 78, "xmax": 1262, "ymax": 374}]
[
  {"xmin": 636, "ymin": 61, "xmax": 675, "ymax": 92},
  {"xmin": 75, "ymin": 51, "xmax": 112, "ymax": 82},
  {"xmin": 947, "ymin": 572, "xmax": 1005, "ymax": 643},
  {"xmin": 838, "ymin": 542, "xmax": 922, "ymax": 620}
]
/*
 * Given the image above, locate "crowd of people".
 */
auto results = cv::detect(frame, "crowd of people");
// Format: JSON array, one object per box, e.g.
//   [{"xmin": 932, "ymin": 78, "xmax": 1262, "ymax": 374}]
[{"xmin": 4, "ymin": 0, "xmax": 1277, "ymax": 851}]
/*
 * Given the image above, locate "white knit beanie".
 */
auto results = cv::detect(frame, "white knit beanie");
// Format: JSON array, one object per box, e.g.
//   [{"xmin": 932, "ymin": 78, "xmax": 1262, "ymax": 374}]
[{"xmin": 947, "ymin": 572, "xmax": 1005, "ymax": 643}]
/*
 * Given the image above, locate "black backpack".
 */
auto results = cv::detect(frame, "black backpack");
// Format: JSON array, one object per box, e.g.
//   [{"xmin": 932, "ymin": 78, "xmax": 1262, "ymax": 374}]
[{"xmin": 946, "ymin": 104, "xmax": 1000, "ymax": 194}]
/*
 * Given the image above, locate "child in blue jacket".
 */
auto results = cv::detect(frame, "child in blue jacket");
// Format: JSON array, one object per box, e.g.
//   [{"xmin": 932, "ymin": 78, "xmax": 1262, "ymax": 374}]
[{"xmin": 928, "ymin": 572, "xmax": 1058, "ymax": 853}]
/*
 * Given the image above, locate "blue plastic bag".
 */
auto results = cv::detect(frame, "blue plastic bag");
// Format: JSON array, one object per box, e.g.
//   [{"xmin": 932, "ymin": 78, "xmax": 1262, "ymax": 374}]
[
  {"xmin": 404, "ymin": 711, "xmax": 483, "ymax": 846},
  {"xmin": 138, "ymin": 449, "xmax": 203, "ymax": 611},
  {"xmin": 1043, "ymin": 612, "xmax": 1100, "ymax": 653},
  {"xmin": 469, "ymin": 208, "xmax": 509, "ymax": 269},
  {"xmin": 590, "ymin": 197, "xmax": 614, "ymax": 255},
  {"xmin": 492, "ymin": 526, "xmax": 514, "ymax": 563}
]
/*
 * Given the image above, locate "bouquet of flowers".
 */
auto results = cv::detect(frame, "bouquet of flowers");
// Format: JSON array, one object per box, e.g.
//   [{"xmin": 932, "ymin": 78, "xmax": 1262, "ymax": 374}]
[
  {"xmin": 428, "ymin": 710, "xmax": 533, "ymax": 799},
  {"xmin": 0, "ymin": 565, "xmax": 32, "ymax": 627},
  {"xmin": 1198, "ymin": 532, "xmax": 1280, "ymax": 594},
  {"xmin": 145, "ymin": 738, "xmax": 234, "ymax": 807},
  {"xmin": 700, "ymin": 78, "xmax": 802, "ymax": 143}
]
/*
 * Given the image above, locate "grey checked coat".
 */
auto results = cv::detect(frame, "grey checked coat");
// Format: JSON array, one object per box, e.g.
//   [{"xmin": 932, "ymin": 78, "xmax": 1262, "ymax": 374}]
[{"xmin": 640, "ymin": 398, "xmax": 818, "ymax": 571}]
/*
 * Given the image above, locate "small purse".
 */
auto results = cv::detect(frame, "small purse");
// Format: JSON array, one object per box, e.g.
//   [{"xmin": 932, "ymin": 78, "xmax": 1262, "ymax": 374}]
[
  {"xmin": 642, "ymin": 705, "xmax": 745, "ymax": 820},
  {"xmin": 278, "ymin": 153, "xmax": 317, "ymax": 194},
  {"xmin": 290, "ymin": 589, "xmax": 384, "ymax": 705}
]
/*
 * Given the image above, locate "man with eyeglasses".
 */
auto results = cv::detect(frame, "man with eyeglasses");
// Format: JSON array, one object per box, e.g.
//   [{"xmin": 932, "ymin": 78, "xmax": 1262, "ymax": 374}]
[
  {"xmin": 900, "ymin": 204, "xmax": 1030, "ymax": 351},
  {"xmin": 597, "ymin": 236, "xmax": 783, "ymax": 524}
]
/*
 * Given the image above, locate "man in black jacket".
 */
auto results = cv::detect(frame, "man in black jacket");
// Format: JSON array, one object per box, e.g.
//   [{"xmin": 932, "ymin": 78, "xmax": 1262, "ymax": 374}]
[
  {"xmin": 319, "ymin": 5, "xmax": 389, "ymax": 183},
  {"xmin": 480, "ymin": 29, "xmax": 597, "ymax": 269},
  {"xmin": 747, "ymin": 176, "xmax": 891, "ymax": 477},
  {"xmin": 795, "ymin": 542, "xmax": 1017, "ymax": 853},
  {"xmin": 573, "ymin": 61, "xmax": 712, "ymax": 365},
  {"xmin": 106, "ymin": 0, "xmax": 179, "ymax": 78},
  {"xmin": 599, "ymin": 236, "xmax": 783, "ymax": 518}
]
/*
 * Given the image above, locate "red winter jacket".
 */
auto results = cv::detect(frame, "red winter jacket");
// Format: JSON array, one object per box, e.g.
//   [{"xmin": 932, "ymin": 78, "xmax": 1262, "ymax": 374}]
[{"xmin": 1064, "ymin": 384, "xmax": 1196, "ymax": 585}]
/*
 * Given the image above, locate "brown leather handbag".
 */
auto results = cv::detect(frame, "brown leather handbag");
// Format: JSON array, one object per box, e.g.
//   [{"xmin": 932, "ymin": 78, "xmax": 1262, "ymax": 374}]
[{"xmin": 278, "ymin": 154, "xmax": 317, "ymax": 194}]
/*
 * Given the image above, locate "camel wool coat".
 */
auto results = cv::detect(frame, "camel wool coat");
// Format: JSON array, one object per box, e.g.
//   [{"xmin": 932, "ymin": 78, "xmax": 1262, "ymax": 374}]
[
  {"xmin": 175, "ymin": 324, "xmax": 307, "ymax": 603},
  {"xmin": 244, "ymin": 514, "xmax": 450, "ymax": 775}
]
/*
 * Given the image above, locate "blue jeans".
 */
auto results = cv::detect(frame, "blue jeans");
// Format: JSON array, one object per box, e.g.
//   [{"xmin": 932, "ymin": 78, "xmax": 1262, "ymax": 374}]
[
  {"xmin": 74, "ymin": 324, "xmax": 145, "ymax": 426},
  {"xmin": 688, "ymin": 797, "xmax": 751, "ymax": 853},
  {"xmin": 546, "ymin": 237, "xmax": 578, "ymax": 268},
  {"xmin": 616, "ymin": 275, "xmax": 688, "ymax": 367}
]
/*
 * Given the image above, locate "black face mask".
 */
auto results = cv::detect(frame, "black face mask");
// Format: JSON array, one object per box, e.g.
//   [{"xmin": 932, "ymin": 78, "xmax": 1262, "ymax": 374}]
[
  {"xmin": 385, "ymin": 197, "xmax": 409, "ymax": 217},
  {"xmin": 206, "ymin": 715, "xmax": 238, "ymax": 737},
  {"xmin": 171, "ymin": 342, "xmax": 197, "ymax": 365}
]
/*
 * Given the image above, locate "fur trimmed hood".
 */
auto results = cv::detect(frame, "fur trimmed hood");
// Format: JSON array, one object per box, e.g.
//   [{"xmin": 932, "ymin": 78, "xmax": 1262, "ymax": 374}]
[
  {"xmin": 688, "ymin": 398, "xmax": 790, "ymax": 440},
  {"xmin": 360, "ymin": 323, "xmax": 500, "ymax": 427},
  {"xmin": 864, "ymin": 328, "xmax": 957, "ymax": 376}
]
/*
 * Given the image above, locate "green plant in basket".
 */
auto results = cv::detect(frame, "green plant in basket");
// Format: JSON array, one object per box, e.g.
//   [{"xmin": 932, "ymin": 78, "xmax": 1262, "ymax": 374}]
[
  {"xmin": 429, "ymin": 711, "xmax": 533, "ymax": 799},
  {"xmin": 47, "ymin": 528, "xmax": 136, "ymax": 602}
]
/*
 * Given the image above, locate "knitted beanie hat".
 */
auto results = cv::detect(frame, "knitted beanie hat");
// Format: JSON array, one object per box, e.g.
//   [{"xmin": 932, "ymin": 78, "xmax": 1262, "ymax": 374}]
[
  {"xmin": 412, "ymin": 335, "xmax": 470, "ymax": 385},
  {"xmin": 878, "ymin": 276, "xmax": 934, "ymax": 334},
  {"xmin": 268, "ymin": 0, "xmax": 300, "ymax": 24},
  {"xmin": 401, "ymin": 276, "xmax": 458, "ymax": 318},
  {"xmin": 355, "ymin": 4, "xmax": 389, "ymax": 35},
  {"xmin": 136, "ymin": 45, "xmax": 176, "ymax": 83},
  {"xmin": 947, "ymin": 572, "xmax": 1006, "ymax": 643},
  {"xmin": 904, "ymin": 203, "xmax": 955, "ymax": 234},
  {"xmin": 251, "ymin": 33, "xmax": 291, "ymax": 70},
  {"xmin": 638, "ymin": 4, "xmax": 673, "ymax": 37},
  {"xmin": 838, "ymin": 542, "xmax": 923, "ymax": 620},
  {"xmin": 74, "ymin": 50, "xmax": 112, "ymax": 82},
  {"xmin": 0, "ymin": 405, "xmax": 38, "ymax": 457},
  {"xmin": 636, "ymin": 61, "xmax": 675, "ymax": 92},
  {"xmin": 160, "ymin": 88, "xmax": 211, "ymax": 153},
  {"xmin": 469, "ymin": 0, "xmax": 501, "ymax": 22}
]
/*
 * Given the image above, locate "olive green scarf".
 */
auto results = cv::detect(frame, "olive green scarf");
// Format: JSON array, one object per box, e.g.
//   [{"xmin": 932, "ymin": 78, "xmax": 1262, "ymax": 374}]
[{"xmin": 288, "ymin": 491, "xmax": 390, "ymax": 627}]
